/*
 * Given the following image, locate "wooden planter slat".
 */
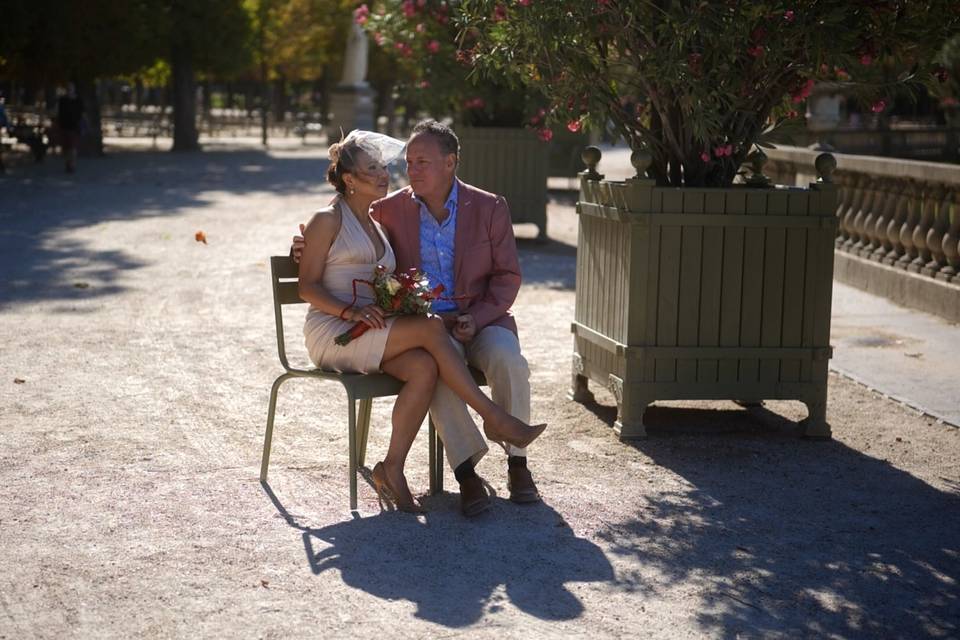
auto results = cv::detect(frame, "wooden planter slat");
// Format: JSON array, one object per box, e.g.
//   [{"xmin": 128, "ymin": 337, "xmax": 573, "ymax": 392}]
[
  {"xmin": 457, "ymin": 127, "xmax": 548, "ymax": 240},
  {"xmin": 571, "ymin": 171, "xmax": 837, "ymax": 439}
]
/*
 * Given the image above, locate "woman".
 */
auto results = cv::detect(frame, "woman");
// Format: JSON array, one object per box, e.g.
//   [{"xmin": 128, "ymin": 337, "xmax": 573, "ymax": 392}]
[{"xmin": 299, "ymin": 131, "xmax": 545, "ymax": 512}]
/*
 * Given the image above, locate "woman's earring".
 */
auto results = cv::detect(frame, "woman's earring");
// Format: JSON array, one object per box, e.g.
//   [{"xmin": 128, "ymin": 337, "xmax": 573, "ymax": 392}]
[{"xmin": 349, "ymin": 188, "xmax": 356, "ymax": 195}]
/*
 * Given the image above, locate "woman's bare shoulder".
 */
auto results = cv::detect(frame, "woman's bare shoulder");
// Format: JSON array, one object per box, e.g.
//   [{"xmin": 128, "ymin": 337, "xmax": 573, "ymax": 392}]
[{"xmin": 305, "ymin": 203, "xmax": 342, "ymax": 235}]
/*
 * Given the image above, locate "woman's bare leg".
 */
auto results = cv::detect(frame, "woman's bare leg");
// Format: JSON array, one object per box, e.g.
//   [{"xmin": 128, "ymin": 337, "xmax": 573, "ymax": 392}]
[
  {"xmin": 381, "ymin": 315, "xmax": 544, "ymax": 448},
  {"xmin": 377, "ymin": 348, "xmax": 438, "ymax": 501}
]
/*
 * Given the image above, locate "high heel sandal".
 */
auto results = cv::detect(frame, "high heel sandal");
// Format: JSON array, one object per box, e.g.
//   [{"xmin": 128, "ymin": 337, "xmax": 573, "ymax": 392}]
[
  {"xmin": 372, "ymin": 462, "xmax": 425, "ymax": 513},
  {"xmin": 482, "ymin": 416, "xmax": 547, "ymax": 452}
]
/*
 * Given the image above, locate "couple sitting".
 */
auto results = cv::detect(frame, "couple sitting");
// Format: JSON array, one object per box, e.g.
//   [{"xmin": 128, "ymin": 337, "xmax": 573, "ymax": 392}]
[{"xmin": 294, "ymin": 120, "xmax": 545, "ymax": 517}]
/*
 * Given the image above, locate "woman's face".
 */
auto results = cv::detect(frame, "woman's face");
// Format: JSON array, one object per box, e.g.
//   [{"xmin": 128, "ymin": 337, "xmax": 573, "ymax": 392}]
[{"xmin": 344, "ymin": 148, "xmax": 389, "ymax": 199}]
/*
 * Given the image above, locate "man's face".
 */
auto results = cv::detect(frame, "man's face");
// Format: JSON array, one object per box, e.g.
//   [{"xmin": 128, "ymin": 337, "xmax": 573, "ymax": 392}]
[{"xmin": 405, "ymin": 133, "xmax": 456, "ymax": 201}]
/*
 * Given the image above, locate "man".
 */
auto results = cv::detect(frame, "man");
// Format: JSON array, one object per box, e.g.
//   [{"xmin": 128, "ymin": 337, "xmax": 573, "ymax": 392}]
[{"xmin": 295, "ymin": 120, "xmax": 540, "ymax": 517}]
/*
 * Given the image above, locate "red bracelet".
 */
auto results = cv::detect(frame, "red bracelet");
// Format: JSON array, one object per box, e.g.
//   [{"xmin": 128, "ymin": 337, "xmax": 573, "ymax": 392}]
[{"xmin": 338, "ymin": 305, "xmax": 352, "ymax": 321}]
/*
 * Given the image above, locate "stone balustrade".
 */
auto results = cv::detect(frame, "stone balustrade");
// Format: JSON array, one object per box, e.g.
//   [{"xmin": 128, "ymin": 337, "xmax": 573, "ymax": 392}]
[{"xmin": 765, "ymin": 146, "xmax": 960, "ymax": 323}]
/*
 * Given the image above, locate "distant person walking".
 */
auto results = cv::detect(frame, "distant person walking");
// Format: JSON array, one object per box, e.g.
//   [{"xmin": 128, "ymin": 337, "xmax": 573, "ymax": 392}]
[
  {"xmin": 57, "ymin": 84, "xmax": 84, "ymax": 173},
  {"xmin": 0, "ymin": 95, "xmax": 9, "ymax": 173}
]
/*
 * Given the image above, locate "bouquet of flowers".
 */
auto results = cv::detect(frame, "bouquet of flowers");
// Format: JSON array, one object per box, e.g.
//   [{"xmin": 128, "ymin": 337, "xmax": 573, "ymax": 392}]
[{"xmin": 335, "ymin": 264, "xmax": 446, "ymax": 346}]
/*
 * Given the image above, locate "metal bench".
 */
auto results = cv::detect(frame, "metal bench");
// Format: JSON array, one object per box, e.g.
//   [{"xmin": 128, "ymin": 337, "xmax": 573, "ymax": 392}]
[{"xmin": 261, "ymin": 255, "xmax": 483, "ymax": 510}]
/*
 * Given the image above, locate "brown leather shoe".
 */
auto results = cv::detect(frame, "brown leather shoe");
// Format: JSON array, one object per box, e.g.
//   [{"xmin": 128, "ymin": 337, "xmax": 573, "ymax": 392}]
[
  {"xmin": 459, "ymin": 475, "xmax": 491, "ymax": 517},
  {"xmin": 508, "ymin": 466, "xmax": 541, "ymax": 503}
]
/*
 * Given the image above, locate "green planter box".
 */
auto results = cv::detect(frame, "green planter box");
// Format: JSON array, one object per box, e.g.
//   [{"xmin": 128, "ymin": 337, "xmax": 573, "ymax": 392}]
[
  {"xmin": 457, "ymin": 126, "xmax": 548, "ymax": 240},
  {"xmin": 570, "ymin": 152, "xmax": 838, "ymax": 439}
]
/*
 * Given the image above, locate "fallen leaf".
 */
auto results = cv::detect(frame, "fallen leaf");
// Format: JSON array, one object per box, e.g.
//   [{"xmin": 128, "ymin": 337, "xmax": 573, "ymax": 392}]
[
  {"xmin": 195, "ymin": 230, "xmax": 208, "ymax": 244},
  {"xmin": 260, "ymin": 580, "xmax": 269, "ymax": 588},
  {"xmin": 14, "ymin": 378, "xmax": 25, "ymax": 384},
  {"xmin": 904, "ymin": 352, "xmax": 923, "ymax": 359},
  {"xmin": 73, "ymin": 282, "xmax": 90, "ymax": 289}
]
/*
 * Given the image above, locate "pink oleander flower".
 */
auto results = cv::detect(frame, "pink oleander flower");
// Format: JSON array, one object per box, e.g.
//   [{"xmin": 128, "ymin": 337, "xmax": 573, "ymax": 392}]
[
  {"xmin": 871, "ymin": 99, "xmax": 887, "ymax": 113},
  {"xmin": 537, "ymin": 128, "xmax": 553, "ymax": 142},
  {"xmin": 402, "ymin": 0, "xmax": 416, "ymax": 18},
  {"xmin": 493, "ymin": 4, "xmax": 507, "ymax": 21},
  {"xmin": 791, "ymin": 78, "xmax": 815, "ymax": 103},
  {"xmin": 784, "ymin": 10, "xmax": 796, "ymax": 22},
  {"xmin": 427, "ymin": 40, "xmax": 440, "ymax": 54},
  {"xmin": 700, "ymin": 151, "xmax": 710, "ymax": 162},
  {"xmin": 374, "ymin": 32, "xmax": 384, "ymax": 46},
  {"xmin": 518, "ymin": 0, "xmax": 532, "ymax": 5},
  {"xmin": 860, "ymin": 53, "xmax": 873, "ymax": 66},
  {"xmin": 464, "ymin": 97, "xmax": 486, "ymax": 110},
  {"xmin": 418, "ymin": 80, "xmax": 430, "ymax": 89},
  {"xmin": 415, "ymin": 22, "xmax": 426, "ymax": 33},
  {"xmin": 354, "ymin": 4, "xmax": 369, "ymax": 25},
  {"xmin": 567, "ymin": 120, "xmax": 581, "ymax": 132},
  {"xmin": 747, "ymin": 45, "xmax": 764, "ymax": 58}
]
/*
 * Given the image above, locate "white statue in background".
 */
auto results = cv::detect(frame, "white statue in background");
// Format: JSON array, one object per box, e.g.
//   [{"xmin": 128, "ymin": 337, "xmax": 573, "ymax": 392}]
[{"xmin": 340, "ymin": 23, "xmax": 369, "ymax": 87}]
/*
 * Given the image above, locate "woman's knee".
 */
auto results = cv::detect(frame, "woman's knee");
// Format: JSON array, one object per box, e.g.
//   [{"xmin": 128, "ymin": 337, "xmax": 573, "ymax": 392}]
[{"xmin": 410, "ymin": 348, "xmax": 439, "ymax": 382}]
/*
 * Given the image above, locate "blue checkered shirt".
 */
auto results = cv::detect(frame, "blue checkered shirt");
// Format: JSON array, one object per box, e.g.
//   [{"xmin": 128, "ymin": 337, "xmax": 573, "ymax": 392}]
[{"xmin": 417, "ymin": 181, "xmax": 459, "ymax": 313}]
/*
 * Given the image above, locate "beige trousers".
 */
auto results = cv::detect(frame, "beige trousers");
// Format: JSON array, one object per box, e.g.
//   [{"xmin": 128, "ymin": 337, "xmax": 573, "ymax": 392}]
[{"xmin": 430, "ymin": 325, "xmax": 531, "ymax": 470}]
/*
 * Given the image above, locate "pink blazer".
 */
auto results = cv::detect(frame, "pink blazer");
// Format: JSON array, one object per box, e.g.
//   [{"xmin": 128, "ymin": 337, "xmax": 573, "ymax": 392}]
[{"xmin": 371, "ymin": 179, "xmax": 521, "ymax": 335}]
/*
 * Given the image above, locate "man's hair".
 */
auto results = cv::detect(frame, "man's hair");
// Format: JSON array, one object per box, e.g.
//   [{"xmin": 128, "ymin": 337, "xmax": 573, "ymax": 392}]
[{"xmin": 410, "ymin": 119, "xmax": 460, "ymax": 159}]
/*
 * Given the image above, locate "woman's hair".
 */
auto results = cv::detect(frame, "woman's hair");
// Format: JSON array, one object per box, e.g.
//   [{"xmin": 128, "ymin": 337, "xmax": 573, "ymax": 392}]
[{"xmin": 326, "ymin": 138, "xmax": 365, "ymax": 194}]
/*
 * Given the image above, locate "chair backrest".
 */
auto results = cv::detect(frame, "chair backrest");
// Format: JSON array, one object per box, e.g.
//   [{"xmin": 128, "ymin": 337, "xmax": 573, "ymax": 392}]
[{"xmin": 270, "ymin": 255, "xmax": 305, "ymax": 371}]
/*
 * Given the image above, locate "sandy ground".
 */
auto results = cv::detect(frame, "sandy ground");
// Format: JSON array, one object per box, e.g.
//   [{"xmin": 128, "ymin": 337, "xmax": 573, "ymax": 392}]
[{"xmin": 1, "ymin": 144, "xmax": 959, "ymax": 639}]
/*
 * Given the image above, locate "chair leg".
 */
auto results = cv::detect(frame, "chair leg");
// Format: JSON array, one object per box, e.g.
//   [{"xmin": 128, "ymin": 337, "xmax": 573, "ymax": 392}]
[
  {"xmin": 260, "ymin": 373, "xmax": 293, "ymax": 482},
  {"xmin": 356, "ymin": 397, "xmax": 373, "ymax": 468},
  {"xmin": 347, "ymin": 392, "xmax": 359, "ymax": 511},
  {"xmin": 428, "ymin": 417, "xmax": 444, "ymax": 495}
]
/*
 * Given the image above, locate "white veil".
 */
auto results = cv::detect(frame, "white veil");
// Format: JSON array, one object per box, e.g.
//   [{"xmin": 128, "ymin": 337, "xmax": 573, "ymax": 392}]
[{"xmin": 331, "ymin": 130, "xmax": 406, "ymax": 167}]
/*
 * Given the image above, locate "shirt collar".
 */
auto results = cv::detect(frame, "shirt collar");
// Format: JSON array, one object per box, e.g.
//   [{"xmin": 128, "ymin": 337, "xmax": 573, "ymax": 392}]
[{"xmin": 412, "ymin": 179, "xmax": 459, "ymax": 214}]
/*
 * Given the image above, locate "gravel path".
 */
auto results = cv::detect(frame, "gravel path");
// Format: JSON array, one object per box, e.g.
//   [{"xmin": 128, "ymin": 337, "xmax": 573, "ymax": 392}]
[{"xmin": 1, "ymin": 144, "xmax": 958, "ymax": 639}]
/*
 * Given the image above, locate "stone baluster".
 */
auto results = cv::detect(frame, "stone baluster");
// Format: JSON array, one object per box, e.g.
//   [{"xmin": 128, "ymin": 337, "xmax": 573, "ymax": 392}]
[
  {"xmin": 857, "ymin": 178, "xmax": 883, "ymax": 258},
  {"xmin": 908, "ymin": 185, "xmax": 935, "ymax": 273},
  {"xmin": 922, "ymin": 185, "xmax": 949, "ymax": 277},
  {"xmin": 841, "ymin": 174, "xmax": 865, "ymax": 250},
  {"xmin": 936, "ymin": 189, "xmax": 959, "ymax": 282},
  {"xmin": 850, "ymin": 175, "xmax": 876, "ymax": 254},
  {"xmin": 883, "ymin": 178, "xmax": 908, "ymax": 266},
  {"xmin": 833, "ymin": 172, "xmax": 852, "ymax": 244},
  {"xmin": 870, "ymin": 178, "xmax": 896, "ymax": 262},
  {"xmin": 896, "ymin": 180, "xmax": 920, "ymax": 270}
]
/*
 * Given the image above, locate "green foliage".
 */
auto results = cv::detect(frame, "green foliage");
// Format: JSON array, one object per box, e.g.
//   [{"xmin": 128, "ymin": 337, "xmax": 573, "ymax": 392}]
[
  {"xmin": 358, "ymin": 0, "xmax": 540, "ymax": 125},
  {"xmin": 0, "ymin": 0, "xmax": 160, "ymax": 83},
  {"xmin": 933, "ymin": 33, "xmax": 960, "ymax": 125},
  {"xmin": 459, "ymin": 0, "xmax": 960, "ymax": 187},
  {"xmin": 244, "ymin": 0, "xmax": 354, "ymax": 82}
]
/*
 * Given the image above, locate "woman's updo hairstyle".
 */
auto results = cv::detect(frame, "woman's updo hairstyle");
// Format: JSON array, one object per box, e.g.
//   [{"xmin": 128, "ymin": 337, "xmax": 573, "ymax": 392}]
[{"xmin": 327, "ymin": 138, "xmax": 364, "ymax": 194}]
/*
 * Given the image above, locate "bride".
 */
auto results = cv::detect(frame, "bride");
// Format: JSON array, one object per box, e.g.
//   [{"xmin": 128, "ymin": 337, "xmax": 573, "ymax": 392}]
[{"xmin": 297, "ymin": 131, "xmax": 545, "ymax": 512}]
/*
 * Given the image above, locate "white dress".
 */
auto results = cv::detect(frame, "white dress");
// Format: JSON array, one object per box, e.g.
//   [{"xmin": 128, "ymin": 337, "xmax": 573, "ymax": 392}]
[{"xmin": 303, "ymin": 199, "xmax": 397, "ymax": 372}]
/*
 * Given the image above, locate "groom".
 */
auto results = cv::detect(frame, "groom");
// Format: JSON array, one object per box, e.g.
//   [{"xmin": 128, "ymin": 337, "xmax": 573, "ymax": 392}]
[{"xmin": 295, "ymin": 120, "xmax": 540, "ymax": 517}]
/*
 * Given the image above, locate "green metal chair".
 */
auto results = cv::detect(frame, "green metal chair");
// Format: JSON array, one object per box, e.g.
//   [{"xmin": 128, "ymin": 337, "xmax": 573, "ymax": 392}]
[{"xmin": 261, "ymin": 255, "xmax": 483, "ymax": 510}]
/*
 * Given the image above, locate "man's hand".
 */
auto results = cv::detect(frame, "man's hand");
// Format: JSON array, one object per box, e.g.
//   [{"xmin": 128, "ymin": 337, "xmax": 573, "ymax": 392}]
[
  {"xmin": 452, "ymin": 313, "xmax": 476, "ymax": 343},
  {"xmin": 291, "ymin": 223, "xmax": 305, "ymax": 263}
]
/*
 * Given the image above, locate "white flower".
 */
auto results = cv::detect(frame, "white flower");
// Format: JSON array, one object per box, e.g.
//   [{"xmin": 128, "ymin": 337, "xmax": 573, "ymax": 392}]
[{"xmin": 384, "ymin": 276, "xmax": 402, "ymax": 295}]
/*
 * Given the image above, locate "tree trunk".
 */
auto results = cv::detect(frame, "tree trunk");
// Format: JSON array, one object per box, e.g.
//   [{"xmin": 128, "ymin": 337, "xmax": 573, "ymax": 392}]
[
  {"xmin": 77, "ymin": 77, "xmax": 104, "ymax": 157},
  {"xmin": 272, "ymin": 76, "xmax": 287, "ymax": 123},
  {"xmin": 171, "ymin": 44, "xmax": 199, "ymax": 152}
]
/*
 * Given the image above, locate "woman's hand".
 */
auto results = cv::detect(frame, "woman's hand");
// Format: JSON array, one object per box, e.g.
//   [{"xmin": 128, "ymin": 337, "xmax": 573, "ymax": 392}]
[{"xmin": 350, "ymin": 304, "xmax": 386, "ymax": 329}]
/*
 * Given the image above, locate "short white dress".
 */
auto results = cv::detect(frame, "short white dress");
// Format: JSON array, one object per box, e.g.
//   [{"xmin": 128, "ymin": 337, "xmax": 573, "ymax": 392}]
[{"xmin": 303, "ymin": 199, "xmax": 397, "ymax": 373}]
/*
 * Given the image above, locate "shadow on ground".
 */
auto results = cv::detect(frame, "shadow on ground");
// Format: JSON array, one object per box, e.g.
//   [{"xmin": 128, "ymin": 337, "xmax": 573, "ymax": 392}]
[
  {"xmin": 263, "ymin": 481, "xmax": 614, "ymax": 626},
  {"xmin": 586, "ymin": 400, "xmax": 960, "ymax": 637},
  {"xmin": 0, "ymin": 148, "xmax": 328, "ymax": 309}
]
